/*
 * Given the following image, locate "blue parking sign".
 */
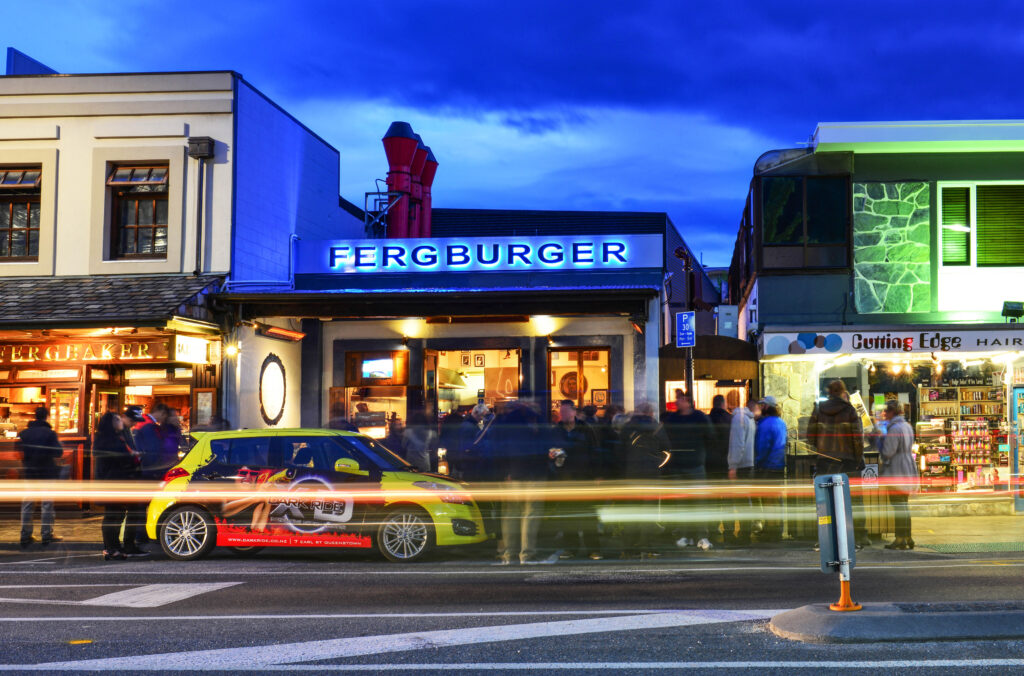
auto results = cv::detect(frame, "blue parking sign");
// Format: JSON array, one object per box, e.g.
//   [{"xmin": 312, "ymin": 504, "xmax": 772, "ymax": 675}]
[{"xmin": 675, "ymin": 311, "xmax": 695, "ymax": 348}]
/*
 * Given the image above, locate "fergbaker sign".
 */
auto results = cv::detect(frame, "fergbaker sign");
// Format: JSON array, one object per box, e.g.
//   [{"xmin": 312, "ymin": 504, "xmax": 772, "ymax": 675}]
[
  {"xmin": 762, "ymin": 329, "xmax": 1024, "ymax": 356},
  {"xmin": 294, "ymin": 235, "xmax": 663, "ymax": 275}
]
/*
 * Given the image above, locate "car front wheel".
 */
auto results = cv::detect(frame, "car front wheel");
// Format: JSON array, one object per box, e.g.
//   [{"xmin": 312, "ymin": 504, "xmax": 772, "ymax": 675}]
[
  {"xmin": 377, "ymin": 508, "xmax": 433, "ymax": 563},
  {"xmin": 160, "ymin": 506, "xmax": 217, "ymax": 561}
]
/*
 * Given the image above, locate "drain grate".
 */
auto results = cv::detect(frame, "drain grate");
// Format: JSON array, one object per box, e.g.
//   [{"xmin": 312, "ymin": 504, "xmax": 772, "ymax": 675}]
[
  {"xmin": 923, "ymin": 542, "xmax": 1024, "ymax": 553},
  {"xmin": 897, "ymin": 601, "xmax": 1024, "ymax": 613}
]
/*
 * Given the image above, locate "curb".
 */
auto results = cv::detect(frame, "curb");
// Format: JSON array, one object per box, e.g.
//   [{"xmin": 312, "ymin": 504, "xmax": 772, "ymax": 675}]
[{"xmin": 770, "ymin": 603, "xmax": 1024, "ymax": 643}]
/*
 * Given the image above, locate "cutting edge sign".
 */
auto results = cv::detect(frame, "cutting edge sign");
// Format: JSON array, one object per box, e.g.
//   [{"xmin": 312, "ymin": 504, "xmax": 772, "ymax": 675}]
[{"xmin": 762, "ymin": 329, "xmax": 1024, "ymax": 356}]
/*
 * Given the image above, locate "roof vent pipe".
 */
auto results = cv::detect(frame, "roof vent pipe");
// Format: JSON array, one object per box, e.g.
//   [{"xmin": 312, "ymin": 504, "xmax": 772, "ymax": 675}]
[
  {"xmin": 382, "ymin": 121, "xmax": 418, "ymax": 238},
  {"xmin": 420, "ymin": 147, "xmax": 438, "ymax": 238}
]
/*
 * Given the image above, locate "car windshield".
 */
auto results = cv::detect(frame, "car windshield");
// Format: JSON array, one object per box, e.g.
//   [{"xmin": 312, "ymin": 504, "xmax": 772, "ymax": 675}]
[{"xmin": 331, "ymin": 435, "xmax": 414, "ymax": 471}]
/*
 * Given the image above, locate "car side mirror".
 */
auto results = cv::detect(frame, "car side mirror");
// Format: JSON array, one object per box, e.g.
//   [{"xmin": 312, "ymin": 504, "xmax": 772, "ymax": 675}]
[{"xmin": 335, "ymin": 457, "xmax": 369, "ymax": 476}]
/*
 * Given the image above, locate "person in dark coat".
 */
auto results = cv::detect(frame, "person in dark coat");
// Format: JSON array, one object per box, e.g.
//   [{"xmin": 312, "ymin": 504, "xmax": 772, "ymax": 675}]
[
  {"xmin": 662, "ymin": 390, "xmax": 714, "ymax": 550},
  {"xmin": 494, "ymin": 400, "xmax": 550, "ymax": 564},
  {"xmin": 807, "ymin": 379, "xmax": 869, "ymax": 547},
  {"xmin": 135, "ymin": 402, "xmax": 169, "ymax": 480},
  {"xmin": 18, "ymin": 406, "xmax": 64, "ymax": 547},
  {"xmin": 706, "ymin": 395, "xmax": 732, "ymax": 478},
  {"xmin": 454, "ymin": 404, "xmax": 495, "ymax": 481},
  {"xmin": 547, "ymin": 400, "xmax": 602, "ymax": 559},
  {"xmin": 93, "ymin": 412, "xmax": 148, "ymax": 559},
  {"xmin": 618, "ymin": 403, "xmax": 671, "ymax": 556}
]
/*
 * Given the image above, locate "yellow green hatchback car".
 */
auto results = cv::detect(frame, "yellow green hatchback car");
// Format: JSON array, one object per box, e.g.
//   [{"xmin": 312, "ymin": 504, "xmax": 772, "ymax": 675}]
[{"xmin": 146, "ymin": 429, "xmax": 486, "ymax": 562}]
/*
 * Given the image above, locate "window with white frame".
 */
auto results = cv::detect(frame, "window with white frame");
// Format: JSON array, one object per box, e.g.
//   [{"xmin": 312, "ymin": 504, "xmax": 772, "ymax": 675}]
[{"xmin": 941, "ymin": 183, "xmax": 1024, "ymax": 267}]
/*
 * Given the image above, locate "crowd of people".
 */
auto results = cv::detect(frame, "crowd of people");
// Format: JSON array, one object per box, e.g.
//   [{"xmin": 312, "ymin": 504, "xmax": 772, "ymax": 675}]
[
  {"xmin": 15, "ymin": 380, "xmax": 918, "ymax": 561},
  {"xmin": 18, "ymin": 402, "xmax": 199, "ymax": 559}
]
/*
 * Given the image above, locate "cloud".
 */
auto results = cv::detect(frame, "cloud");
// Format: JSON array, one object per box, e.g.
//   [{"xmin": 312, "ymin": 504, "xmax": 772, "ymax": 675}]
[{"xmin": 289, "ymin": 99, "xmax": 780, "ymax": 265}]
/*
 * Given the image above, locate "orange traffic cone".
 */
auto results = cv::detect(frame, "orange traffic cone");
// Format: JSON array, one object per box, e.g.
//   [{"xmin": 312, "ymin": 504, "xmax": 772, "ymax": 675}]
[{"xmin": 829, "ymin": 579, "xmax": 862, "ymax": 612}]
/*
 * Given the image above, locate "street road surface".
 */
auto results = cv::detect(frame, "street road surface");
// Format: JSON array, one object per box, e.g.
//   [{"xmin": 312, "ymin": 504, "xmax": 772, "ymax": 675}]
[{"xmin": 2, "ymin": 546, "xmax": 1024, "ymax": 673}]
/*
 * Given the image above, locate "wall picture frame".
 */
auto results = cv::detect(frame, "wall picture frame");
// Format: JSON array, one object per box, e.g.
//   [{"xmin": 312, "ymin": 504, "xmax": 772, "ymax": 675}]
[
  {"xmin": 461, "ymin": 353, "xmax": 471, "ymax": 367},
  {"xmin": 592, "ymin": 389, "xmax": 608, "ymax": 406},
  {"xmin": 473, "ymin": 353, "xmax": 486, "ymax": 367}
]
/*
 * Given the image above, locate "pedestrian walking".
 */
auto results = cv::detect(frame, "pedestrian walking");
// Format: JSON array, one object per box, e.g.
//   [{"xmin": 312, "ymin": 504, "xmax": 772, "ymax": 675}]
[
  {"xmin": 807, "ymin": 379, "xmax": 870, "ymax": 548},
  {"xmin": 548, "ymin": 400, "xmax": 602, "ymax": 560},
  {"xmin": 726, "ymin": 399, "xmax": 760, "ymax": 545},
  {"xmin": 162, "ymin": 408, "xmax": 185, "ymax": 464},
  {"xmin": 454, "ymin": 404, "xmax": 495, "ymax": 481},
  {"xmin": 93, "ymin": 412, "xmax": 148, "ymax": 560},
  {"xmin": 753, "ymin": 399, "xmax": 787, "ymax": 541},
  {"xmin": 494, "ymin": 400, "xmax": 550, "ymax": 565},
  {"xmin": 402, "ymin": 410, "xmax": 438, "ymax": 472},
  {"xmin": 17, "ymin": 406, "xmax": 64, "ymax": 548},
  {"xmin": 879, "ymin": 400, "xmax": 918, "ymax": 550},
  {"xmin": 135, "ymin": 402, "xmax": 169, "ymax": 480},
  {"xmin": 662, "ymin": 390, "xmax": 714, "ymax": 551},
  {"xmin": 618, "ymin": 402, "xmax": 671, "ymax": 557}
]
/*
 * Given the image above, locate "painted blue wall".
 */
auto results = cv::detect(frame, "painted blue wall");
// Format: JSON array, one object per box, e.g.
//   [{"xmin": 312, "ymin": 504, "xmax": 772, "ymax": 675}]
[{"xmin": 232, "ymin": 80, "xmax": 362, "ymax": 282}]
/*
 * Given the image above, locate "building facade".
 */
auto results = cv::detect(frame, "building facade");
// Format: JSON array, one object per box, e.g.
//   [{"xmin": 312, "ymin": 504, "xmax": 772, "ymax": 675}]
[
  {"xmin": 0, "ymin": 53, "xmax": 359, "ymax": 477},
  {"xmin": 729, "ymin": 120, "xmax": 1024, "ymax": 501},
  {"xmin": 224, "ymin": 206, "xmax": 719, "ymax": 437}
]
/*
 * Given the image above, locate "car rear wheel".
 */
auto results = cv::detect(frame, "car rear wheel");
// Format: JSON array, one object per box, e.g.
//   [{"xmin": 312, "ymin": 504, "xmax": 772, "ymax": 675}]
[
  {"xmin": 160, "ymin": 506, "xmax": 217, "ymax": 561},
  {"xmin": 377, "ymin": 508, "xmax": 433, "ymax": 563},
  {"xmin": 228, "ymin": 546, "xmax": 264, "ymax": 557}
]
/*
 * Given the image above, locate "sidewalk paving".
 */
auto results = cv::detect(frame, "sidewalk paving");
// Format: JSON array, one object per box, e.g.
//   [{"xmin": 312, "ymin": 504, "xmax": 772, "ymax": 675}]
[
  {"xmin": 3, "ymin": 509, "xmax": 1024, "ymax": 558},
  {"xmin": 771, "ymin": 601, "xmax": 1024, "ymax": 643}
]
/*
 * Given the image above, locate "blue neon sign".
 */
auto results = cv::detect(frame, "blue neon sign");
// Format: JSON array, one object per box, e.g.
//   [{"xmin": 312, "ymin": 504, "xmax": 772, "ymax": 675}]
[{"xmin": 295, "ymin": 235, "xmax": 663, "ymax": 275}]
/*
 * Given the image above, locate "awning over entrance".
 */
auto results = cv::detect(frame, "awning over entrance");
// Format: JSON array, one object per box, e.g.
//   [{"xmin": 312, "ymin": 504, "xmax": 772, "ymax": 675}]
[
  {"xmin": 659, "ymin": 335, "xmax": 759, "ymax": 382},
  {"xmin": 220, "ymin": 285, "xmax": 659, "ymax": 319},
  {"xmin": 0, "ymin": 274, "xmax": 223, "ymax": 329}
]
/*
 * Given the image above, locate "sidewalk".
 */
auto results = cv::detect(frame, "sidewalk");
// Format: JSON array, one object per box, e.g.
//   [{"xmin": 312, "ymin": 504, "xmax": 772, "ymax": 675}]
[{"xmin": 3, "ymin": 509, "xmax": 1024, "ymax": 557}]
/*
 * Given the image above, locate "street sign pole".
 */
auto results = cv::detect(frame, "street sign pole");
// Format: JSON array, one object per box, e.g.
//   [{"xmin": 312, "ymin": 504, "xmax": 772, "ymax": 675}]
[{"xmin": 814, "ymin": 473, "xmax": 862, "ymax": 612}]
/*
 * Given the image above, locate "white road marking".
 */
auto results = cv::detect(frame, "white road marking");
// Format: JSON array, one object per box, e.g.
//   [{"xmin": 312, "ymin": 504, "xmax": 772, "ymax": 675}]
[
  {"xmin": 0, "ymin": 584, "xmax": 133, "ymax": 588},
  {"xmin": 0, "ymin": 582, "xmax": 241, "ymax": 608},
  {"xmin": 7, "ymin": 609, "xmax": 775, "ymax": 670},
  {"xmin": 0, "ymin": 608, "xmax": 765, "ymax": 621},
  {"xmin": 77, "ymin": 582, "xmax": 242, "ymax": 608},
  {"xmin": 3, "ymin": 560, "xmax": 1022, "ymax": 576}
]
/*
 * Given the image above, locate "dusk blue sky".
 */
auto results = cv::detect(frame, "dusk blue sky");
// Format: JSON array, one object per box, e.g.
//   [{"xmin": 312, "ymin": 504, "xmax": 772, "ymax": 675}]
[{"xmin": 7, "ymin": 1, "xmax": 1024, "ymax": 266}]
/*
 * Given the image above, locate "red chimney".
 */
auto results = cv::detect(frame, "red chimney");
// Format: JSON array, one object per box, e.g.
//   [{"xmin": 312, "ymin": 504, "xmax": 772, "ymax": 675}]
[
  {"xmin": 408, "ymin": 135, "xmax": 428, "ymax": 238},
  {"xmin": 382, "ymin": 121, "xmax": 418, "ymax": 238},
  {"xmin": 420, "ymin": 147, "xmax": 438, "ymax": 238}
]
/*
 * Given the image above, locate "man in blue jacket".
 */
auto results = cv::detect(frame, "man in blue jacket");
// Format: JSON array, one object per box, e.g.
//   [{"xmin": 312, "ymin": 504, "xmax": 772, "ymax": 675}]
[{"xmin": 754, "ymin": 397, "xmax": 788, "ymax": 541}]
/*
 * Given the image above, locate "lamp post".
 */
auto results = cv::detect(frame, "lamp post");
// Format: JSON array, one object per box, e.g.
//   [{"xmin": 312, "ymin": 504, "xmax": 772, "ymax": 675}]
[{"xmin": 673, "ymin": 246, "xmax": 695, "ymax": 396}]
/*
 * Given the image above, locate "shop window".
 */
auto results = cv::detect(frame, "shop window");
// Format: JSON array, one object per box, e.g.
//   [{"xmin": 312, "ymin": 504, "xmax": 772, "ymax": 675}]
[
  {"xmin": 0, "ymin": 167, "xmax": 42, "ymax": 260},
  {"xmin": 941, "ymin": 187, "xmax": 970, "ymax": 266},
  {"xmin": 107, "ymin": 164, "xmax": 169, "ymax": 259},
  {"xmin": 762, "ymin": 176, "xmax": 849, "ymax": 269},
  {"xmin": 548, "ymin": 348, "xmax": 610, "ymax": 418}
]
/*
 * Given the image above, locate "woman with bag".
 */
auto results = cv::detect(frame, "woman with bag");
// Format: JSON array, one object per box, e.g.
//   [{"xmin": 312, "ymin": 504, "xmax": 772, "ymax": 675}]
[
  {"xmin": 879, "ymin": 400, "xmax": 918, "ymax": 550},
  {"xmin": 93, "ymin": 412, "xmax": 148, "ymax": 560}
]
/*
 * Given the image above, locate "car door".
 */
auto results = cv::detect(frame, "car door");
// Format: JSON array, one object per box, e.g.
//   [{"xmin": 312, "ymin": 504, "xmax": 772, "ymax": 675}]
[
  {"xmin": 193, "ymin": 434, "xmax": 283, "ymax": 545},
  {"xmin": 269, "ymin": 435, "xmax": 379, "ymax": 549}
]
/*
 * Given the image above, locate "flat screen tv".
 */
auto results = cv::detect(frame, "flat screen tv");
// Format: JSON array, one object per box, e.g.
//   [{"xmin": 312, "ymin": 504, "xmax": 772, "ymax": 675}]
[{"xmin": 361, "ymin": 357, "xmax": 394, "ymax": 380}]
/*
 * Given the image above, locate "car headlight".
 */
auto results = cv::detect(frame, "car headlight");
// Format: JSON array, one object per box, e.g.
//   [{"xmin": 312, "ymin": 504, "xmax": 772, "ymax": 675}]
[{"xmin": 413, "ymin": 481, "xmax": 469, "ymax": 504}]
